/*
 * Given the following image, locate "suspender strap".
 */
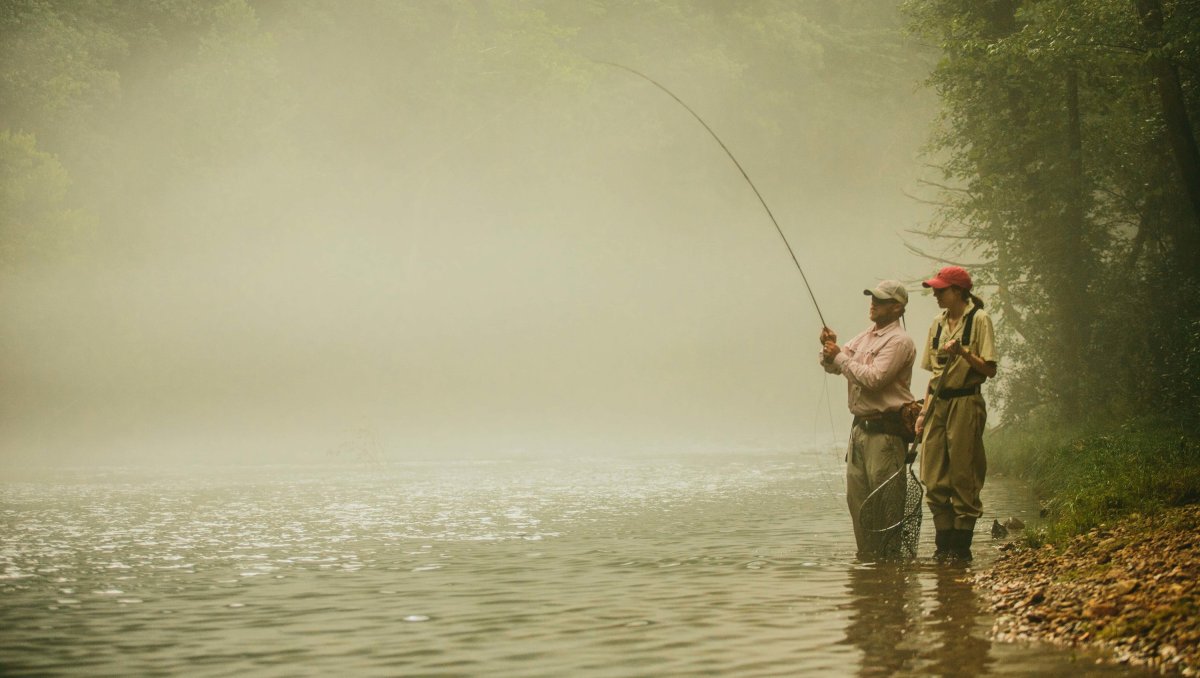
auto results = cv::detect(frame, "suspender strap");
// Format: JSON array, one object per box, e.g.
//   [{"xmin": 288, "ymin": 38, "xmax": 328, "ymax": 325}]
[{"xmin": 931, "ymin": 305, "xmax": 980, "ymax": 352}]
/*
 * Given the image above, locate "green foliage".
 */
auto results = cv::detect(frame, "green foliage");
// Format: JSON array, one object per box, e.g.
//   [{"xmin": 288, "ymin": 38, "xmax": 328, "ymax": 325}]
[
  {"xmin": 988, "ymin": 417, "xmax": 1200, "ymax": 545},
  {"xmin": 905, "ymin": 0, "xmax": 1200, "ymax": 425},
  {"xmin": 0, "ymin": 130, "xmax": 94, "ymax": 265},
  {"xmin": 0, "ymin": 0, "xmax": 123, "ymax": 144}
]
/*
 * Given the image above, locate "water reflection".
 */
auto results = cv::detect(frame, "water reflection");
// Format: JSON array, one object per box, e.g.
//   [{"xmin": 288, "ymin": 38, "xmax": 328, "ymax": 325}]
[
  {"xmin": 927, "ymin": 564, "xmax": 994, "ymax": 677},
  {"xmin": 841, "ymin": 562, "xmax": 996, "ymax": 677},
  {"xmin": 831, "ymin": 468, "xmax": 1164, "ymax": 678},
  {"xmin": 841, "ymin": 563, "xmax": 920, "ymax": 676},
  {"xmin": 1, "ymin": 459, "xmax": 1153, "ymax": 676}
]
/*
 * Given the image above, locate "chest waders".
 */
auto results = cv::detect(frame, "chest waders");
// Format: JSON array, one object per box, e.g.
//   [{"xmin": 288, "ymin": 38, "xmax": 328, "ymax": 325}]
[{"xmin": 926, "ymin": 307, "xmax": 982, "ymax": 562}]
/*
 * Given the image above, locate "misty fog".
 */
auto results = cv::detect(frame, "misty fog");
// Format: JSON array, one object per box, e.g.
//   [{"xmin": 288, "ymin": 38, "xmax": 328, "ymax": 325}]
[{"xmin": 1, "ymin": 2, "xmax": 945, "ymax": 466}]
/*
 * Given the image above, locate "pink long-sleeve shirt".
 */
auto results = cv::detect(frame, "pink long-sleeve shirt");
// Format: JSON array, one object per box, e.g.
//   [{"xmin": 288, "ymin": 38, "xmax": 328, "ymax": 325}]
[{"xmin": 821, "ymin": 319, "xmax": 916, "ymax": 417}]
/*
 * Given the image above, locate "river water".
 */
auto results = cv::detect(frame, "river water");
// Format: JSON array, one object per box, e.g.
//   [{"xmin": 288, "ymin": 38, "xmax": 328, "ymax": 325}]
[{"xmin": 1, "ymin": 451, "xmax": 1151, "ymax": 676}]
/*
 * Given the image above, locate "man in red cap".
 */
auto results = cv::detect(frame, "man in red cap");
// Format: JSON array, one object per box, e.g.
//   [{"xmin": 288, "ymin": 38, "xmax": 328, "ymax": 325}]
[
  {"xmin": 820, "ymin": 280, "xmax": 917, "ymax": 559},
  {"xmin": 914, "ymin": 266, "xmax": 998, "ymax": 562}
]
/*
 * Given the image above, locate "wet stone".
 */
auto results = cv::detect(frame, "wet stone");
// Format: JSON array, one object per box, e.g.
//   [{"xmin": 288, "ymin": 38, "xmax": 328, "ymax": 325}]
[{"xmin": 974, "ymin": 503, "xmax": 1200, "ymax": 675}]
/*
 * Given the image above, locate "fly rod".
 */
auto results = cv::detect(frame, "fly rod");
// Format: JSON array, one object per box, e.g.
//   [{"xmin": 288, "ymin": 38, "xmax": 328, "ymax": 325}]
[{"xmin": 596, "ymin": 61, "xmax": 827, "ymax": 328}]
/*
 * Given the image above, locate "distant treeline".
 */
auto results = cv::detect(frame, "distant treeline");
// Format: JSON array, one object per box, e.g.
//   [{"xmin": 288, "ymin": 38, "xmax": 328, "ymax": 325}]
[
  {"xmin": 904, "ymin": 0, "xmax": 1200, "ymax": 426},
  {"xmin": 0, "ymin": 0, "xmax": 930, "ymax": 267},
  {"xmin": 6, "ymin": 0, "xmax": 1196, "ymax": 429}
]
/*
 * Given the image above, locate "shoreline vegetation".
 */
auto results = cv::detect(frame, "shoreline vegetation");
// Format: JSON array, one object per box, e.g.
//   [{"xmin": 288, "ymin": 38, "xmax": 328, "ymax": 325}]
[{"xmin": 978, "ymin": 419, "xmax": 1200, "ymax": 674}]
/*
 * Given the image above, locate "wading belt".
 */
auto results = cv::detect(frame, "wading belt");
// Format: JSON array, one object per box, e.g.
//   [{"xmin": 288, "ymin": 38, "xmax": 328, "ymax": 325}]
[{"xmin": 852, "ymin": 411, "xmax": 905, "ymax": 436}]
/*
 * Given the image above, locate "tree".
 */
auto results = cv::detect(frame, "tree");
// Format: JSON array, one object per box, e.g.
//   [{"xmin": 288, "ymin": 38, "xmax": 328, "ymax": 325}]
[
  {"xmin": 906, "ymin": 0, "xmax": 1200, "ymax": 424},
  {"xmin": 0, "ymin": 130, "xmax": 93, "ymax": 265}
]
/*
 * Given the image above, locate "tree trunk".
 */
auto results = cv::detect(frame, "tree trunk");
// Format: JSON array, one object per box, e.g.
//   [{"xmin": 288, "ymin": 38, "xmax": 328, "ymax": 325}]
[
  {"xmin": 1134, "ymin": 0, "xmax": 1200, "ymax": 233},
  {"xmin": 1059, "ymin": 69, "xmax": 1089, "ymax": 418}
]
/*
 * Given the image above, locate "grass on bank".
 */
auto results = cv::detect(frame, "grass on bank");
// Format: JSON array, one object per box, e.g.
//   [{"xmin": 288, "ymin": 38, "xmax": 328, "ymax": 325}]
[{"xmin": 986, "ymin": 417, "xmax": 1200, "ymax": 547}]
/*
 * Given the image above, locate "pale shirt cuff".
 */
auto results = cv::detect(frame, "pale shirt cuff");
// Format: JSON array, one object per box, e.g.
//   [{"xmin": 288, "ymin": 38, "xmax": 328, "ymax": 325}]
[{"xmin": 833, "ymin": 352, "xmax": 851, "ymax": 371}]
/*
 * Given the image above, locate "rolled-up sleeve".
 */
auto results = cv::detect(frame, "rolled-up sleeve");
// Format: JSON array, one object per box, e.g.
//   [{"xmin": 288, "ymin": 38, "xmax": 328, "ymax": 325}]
[{"xmin": 972, "ymin": 311, "xmax": 998, "ymax": 364}]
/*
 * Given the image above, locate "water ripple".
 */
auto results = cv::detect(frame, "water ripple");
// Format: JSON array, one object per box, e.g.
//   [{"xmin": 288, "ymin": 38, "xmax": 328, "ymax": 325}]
[{"xmin": 0, "ymin": 456, "xmax": 1144, "ymax": 676}]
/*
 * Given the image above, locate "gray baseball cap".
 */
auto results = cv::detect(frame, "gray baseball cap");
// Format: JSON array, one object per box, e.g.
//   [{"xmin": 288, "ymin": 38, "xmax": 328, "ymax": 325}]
[{"xmin": 863, "ymin": 279, "xmax": 909, "ymax": 305}]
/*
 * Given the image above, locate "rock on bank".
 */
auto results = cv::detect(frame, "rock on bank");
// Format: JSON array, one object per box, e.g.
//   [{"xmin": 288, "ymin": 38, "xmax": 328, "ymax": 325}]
[{"xmin": 975, "ymin": 503, "xmax": 1200, "ymax": 675}]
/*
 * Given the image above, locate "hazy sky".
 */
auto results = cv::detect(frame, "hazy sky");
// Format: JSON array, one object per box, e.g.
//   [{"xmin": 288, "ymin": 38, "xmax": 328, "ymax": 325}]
[{"xmin": 1, "ymin": 3, "xmax": 950, "ymax": 466}]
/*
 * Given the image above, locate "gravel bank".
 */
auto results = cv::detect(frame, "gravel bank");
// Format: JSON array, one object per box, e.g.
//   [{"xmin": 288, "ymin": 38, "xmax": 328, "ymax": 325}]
[{"xmin": 975, "ymin": 504, "xmax": 1200, "ymax": 675}]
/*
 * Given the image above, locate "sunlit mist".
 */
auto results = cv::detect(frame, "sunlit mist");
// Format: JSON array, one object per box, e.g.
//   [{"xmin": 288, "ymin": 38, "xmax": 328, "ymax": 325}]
[{"xmin": 1, "ymin": 2, "xmax": 943, "ymax": 466}]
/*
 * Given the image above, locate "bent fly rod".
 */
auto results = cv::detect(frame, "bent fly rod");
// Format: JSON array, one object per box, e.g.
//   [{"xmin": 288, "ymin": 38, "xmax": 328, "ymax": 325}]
[{"xmin": 596, "ymin": 60, "xmax": 827, "ymax": 328}]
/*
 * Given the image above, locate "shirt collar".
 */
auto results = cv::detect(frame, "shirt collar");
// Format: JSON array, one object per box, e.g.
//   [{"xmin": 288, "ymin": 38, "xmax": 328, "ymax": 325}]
[
  {"xmin": 871, "ymin": 319, "xmax": 903, "ymax": 336},
  {"xmin": 938, "ymin": 300, "xmax": 978, "ymax": 329}
]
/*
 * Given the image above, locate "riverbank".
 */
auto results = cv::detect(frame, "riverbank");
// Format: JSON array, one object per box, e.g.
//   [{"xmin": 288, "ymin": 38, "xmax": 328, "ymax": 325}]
[
  {"xmin": 976, "ymin": 420, "xmax": 1200, "ymax": 674},
  {"xmin": 976, "ymin": 504, "xmax": 1199, "ymax": 674}
]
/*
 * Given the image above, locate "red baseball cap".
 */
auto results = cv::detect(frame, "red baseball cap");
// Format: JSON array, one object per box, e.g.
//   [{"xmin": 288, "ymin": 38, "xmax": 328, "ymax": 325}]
[{"xmin": 922, "ymin": 266, "xmax": 973, "ymax": 290}]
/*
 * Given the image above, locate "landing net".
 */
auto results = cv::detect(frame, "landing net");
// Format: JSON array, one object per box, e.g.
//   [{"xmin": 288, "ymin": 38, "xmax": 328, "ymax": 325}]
[{"xmin": 859, "ymin": 463, "xmax": 923, "ymax": 560}]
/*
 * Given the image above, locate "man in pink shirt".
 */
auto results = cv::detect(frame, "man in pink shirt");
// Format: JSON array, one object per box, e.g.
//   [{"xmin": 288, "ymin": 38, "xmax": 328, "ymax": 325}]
[{"xmin": 820, "ymin": 280, "xmax": 917, "ymax": 558}]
